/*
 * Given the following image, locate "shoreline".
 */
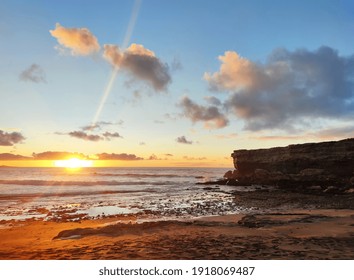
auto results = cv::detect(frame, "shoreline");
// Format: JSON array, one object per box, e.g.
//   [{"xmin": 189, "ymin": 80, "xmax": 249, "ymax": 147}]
[{"xmin": 0, "ymin": 188, "xmax": 353, "ymax": 260}]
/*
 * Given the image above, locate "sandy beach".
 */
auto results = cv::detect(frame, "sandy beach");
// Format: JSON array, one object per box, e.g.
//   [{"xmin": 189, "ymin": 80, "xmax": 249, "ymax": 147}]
[{"xmin": 1, "ymin": 189, "xmax": 353, "ymax": 260}]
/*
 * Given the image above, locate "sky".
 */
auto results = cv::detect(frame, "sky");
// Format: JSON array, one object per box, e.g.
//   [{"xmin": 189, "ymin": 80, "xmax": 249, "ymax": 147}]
[{"xmin": 0, "ymin": 0, "xmax": 354, "ymax": 167}]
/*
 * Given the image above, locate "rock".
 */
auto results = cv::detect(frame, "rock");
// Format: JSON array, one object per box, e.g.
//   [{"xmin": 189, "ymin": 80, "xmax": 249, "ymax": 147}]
[
  {"xmin": 223, "ymin": 170, "xmax": 234, "ymax": 179},
  {"xmin": 345, "ymin": 188, "xmax": 354, "ymax": 193},
  {"xmin": 230, "ymin": 138, "xmax": 354, "ymax": 187},
  {"xmin": 350, "ymin": 176, "xmax": 354, "ymax": 186},
  {"xmin": 231, "ymin": 138, "xmax": 354, "ymax": 177},
  {"xmin": 223, "ymin": 169, "xmax": 238, "ymax": 179},
  {"xmin": 300, "ymin": 168, "xmax": 324, "ymax": 176},
  {"xmin": 323, "ymin": 186, "xmax": 338, "ymax": 194},
  {"xmin": 254, "ymin": 169, "xmax": 270, "ymax": 178},
  {"xmin": 271, "ymin": 171, "xmax": 289, "ymax": 181},
  {"xmin": 308, "ymin": 185, "xmax": 322, "ymax": 191}
]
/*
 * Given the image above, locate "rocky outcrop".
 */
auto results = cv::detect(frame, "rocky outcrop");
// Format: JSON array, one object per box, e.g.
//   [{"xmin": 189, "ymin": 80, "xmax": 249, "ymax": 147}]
[{"xmin": 228, "ymin": 138, "xmax": 354, "ymax": 189}]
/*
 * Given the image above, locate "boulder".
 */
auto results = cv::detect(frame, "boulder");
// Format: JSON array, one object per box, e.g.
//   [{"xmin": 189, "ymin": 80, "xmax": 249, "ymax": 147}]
[
  {"xmin": 223, "ymin": 169, "xmax": 238, "ymax": 179},
  {"xmin": 223, "ymin": 170, "xmax": 234, "ymax": 179}
]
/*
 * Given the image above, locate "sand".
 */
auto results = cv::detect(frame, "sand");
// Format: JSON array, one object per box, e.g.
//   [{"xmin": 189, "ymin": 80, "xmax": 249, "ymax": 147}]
[{"xmin": 0, "ymin": 190, "xmax": 353, "ymax": 260}]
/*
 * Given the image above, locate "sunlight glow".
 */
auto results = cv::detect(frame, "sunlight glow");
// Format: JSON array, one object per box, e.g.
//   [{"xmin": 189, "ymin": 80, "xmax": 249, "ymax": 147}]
[
  {"xmin": 91, "ymin": 0, "xmax": 141, "ymax": 127},
  {"xmin": 54, "ymin": 158, "xmax": 93, "ymax": 168}
]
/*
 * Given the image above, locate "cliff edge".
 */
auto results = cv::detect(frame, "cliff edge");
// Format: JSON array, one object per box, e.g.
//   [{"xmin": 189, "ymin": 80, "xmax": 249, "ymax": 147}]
[{"xmin": 227, "ymin": 138, "xmax": 354, "ymax": 189}]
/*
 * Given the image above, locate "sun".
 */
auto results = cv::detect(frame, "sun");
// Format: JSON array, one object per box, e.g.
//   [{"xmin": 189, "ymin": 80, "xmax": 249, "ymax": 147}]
[{"xmin": 54, "ymin": 158, "xmax": 93, "ymax": 168}]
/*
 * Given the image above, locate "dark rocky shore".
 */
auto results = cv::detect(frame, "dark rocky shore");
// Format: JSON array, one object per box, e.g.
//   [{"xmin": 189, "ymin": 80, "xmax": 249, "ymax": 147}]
[{"xmin": 201, "ymin": 138, "xmax": 354, "ymax": 196}]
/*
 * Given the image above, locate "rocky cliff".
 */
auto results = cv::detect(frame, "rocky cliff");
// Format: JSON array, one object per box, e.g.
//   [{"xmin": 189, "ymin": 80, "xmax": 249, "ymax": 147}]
[{"xmin": 229, "ymin": 138, "xmax": 354, "ymax": 188}]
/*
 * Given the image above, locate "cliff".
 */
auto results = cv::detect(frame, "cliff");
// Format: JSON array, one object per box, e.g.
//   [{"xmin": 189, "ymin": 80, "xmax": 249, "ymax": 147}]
[{"xmin": 229, "ymin": 138, "xmax": 354, "ymax": 188}]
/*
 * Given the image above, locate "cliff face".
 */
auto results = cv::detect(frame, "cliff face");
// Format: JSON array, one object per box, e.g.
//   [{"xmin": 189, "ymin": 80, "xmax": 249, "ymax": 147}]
[{"xmin": 231, "ymin": 138, "xmax": 354, "ymax": 185}]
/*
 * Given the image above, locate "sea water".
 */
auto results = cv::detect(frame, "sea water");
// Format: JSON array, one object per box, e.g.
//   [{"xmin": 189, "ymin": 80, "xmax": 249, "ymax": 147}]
[{"xmin": 0, "ymin": 167, "xmax": 253, "ymax": 222}]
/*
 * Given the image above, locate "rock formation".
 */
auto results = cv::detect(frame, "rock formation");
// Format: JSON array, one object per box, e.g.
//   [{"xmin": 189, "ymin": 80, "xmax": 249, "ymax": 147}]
[{"xmin": 228, "ymin": 138, "xmax": 354, "ymax": 189}]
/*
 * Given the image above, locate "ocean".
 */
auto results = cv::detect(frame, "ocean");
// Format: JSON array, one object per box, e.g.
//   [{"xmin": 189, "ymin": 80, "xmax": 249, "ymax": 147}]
[{"xmin": 0, "ymin": 167, "xmax": 255, "ymax": 222}]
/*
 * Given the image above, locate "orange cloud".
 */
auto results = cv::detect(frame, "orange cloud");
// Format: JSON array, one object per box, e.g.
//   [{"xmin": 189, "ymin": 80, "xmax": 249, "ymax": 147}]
[
  {"xmin": 50, "ymin": 23, "xmax": 100, "ymax": 56},
  {"xmin": 32, "ymin": 151, "xmax": 88, "ymax": 160},
  {"xmin": 127, "ymin": 43, "xmax": 155, "ymax": 57},
  {"xmin": 0, "ymin": 153, "xmax": 31, "ymax": 160},
  {"xmin": 183, "ymin": 156, "xmax": 207, "ymax": 160},
  {"xmin": 204, "ymin": 51, "xmax": 264, "ymax": 91}
]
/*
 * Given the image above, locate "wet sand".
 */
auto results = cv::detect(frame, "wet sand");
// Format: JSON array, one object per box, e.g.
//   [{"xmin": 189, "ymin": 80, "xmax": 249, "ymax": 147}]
[{"xmin": 0, "ymin": 190, "xmax": 353, "ymax": 260}]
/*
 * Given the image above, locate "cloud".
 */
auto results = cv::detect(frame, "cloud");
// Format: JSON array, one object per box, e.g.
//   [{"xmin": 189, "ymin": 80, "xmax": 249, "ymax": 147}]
[
  {"xmin": 252, "ymin": 135, "xmax": 308, "ymax": 141},
  {"xmin": 204, "ymin": 51, "xmax": 260, "ymax": 92},
  {"xmin": 183, "ymin": 156, "xmax": 207, "ymax": 160},
  {"xmin": 103, "ymin": 43, "xmax": 171, "ymax": 91},
  {"xmin": 176, "ymin": 136, "xmax": 193, "ymax": 144},
  {"xmin": 0, "ymin": 153, "xmax": 31, "ymax": 160},
  {"xmin": 50, "ymin": 23, "xmax": 100, "ymax": 56},
  {"xmin": 164, "ymin": 113, "xmax": 178, "ymax": 121},
  {"xmin": 65, "ymin": 129, "xmax": 122, "ymax": 142},
  {"xmin": 81, "ymin": 121, "xmax": 124, "ymax": 131},
  {"xmin": 154, "ymin": 120, "xmax": 164, "ymax": 124},
  {"xmin": 81, "ymin": 124, "xmax": 101, "ymax": 131},
  {"xmin": 171, "ymin": 56, "xmax": 182, "ymax": 72},
  {"xmin": 148, "ymin": 154, "xmax": 162, "ymax": 160},
  {"xmin": 0, "ymin": 130, "xmax": 25, "ymax": 146},
  {"xmin": 205, "ymin": 46, "xmax": 354, "ymax": 131},
  {"xmin": 165, "ymin": 153, "xmax": 173, "ymax": 157},
  {"xmin": 204, "ymin": 96, "xmax": 222, "ymax": 106},
  {"xmin": 69, "ymin": 131, "xmax": 103, "ymax": 141},
  {"xmin": 139, "ymin": 142, "xmax": 146, "ymax": 145},
  {"xmin": 179, "ymin": 96, "xmax": 229, "ymax": 129},
  {"xmin": 19, "ymin": 64, "xmax": 46, "ymax": 83},
  {"xmin": 215, "ymin": 133, "xmax": 238, "ymax": 139},
  {"xmin": 96, "ymin": 153, "xmax": 143, "ymax": 160},
  {"xmin": 102, "ymin": 132, "xmax": 122, "ymax": 140},
  {"xmin": 314, "ymin": 126, "xmax": 354, "ymax": 139},
  {"xmin": 32, "ymin": 151, "xmax": 87, "ymax": 160},
  {"xmin": 241, "ymin": 124, "xmax": 354, "ymax": 142}
]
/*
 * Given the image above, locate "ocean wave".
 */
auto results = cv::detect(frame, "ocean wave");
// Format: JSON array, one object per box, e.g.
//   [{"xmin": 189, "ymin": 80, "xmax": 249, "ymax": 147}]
[
  {"xmin": 91, "ymin": 173, "xmax": 189, "ymax": 178},
  {"xmin": 0, "ymin": 179, "xmax": 177, "ymax": 186},
  {"xmin": 0, "ymin": 189, "xmax": 157, "ymax": 200}
]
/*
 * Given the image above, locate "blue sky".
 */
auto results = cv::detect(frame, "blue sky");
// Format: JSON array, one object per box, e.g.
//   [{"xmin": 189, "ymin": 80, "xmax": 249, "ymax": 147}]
[{"xmin": 1, "ymin": 0, "xmax": 354, "ymax": 167}]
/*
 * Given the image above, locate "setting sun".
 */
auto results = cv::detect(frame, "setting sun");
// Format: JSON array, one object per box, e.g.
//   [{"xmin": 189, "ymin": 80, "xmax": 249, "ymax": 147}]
[{"xmin": 54, "ymin": 158, "xmax": 93, "ymax": 168}]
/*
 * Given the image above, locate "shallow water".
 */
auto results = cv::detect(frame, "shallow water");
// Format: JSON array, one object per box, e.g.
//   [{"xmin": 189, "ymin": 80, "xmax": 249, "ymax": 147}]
[{"xmin": 0, "ymin": 167, "xmax": 253, "ymax": 222}]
